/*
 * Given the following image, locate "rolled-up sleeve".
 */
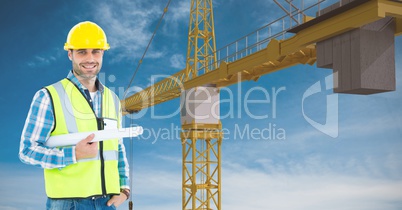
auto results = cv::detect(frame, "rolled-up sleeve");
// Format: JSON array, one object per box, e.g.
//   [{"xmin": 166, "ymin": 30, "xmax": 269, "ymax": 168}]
[
  {"xmin": 19, "ymin": 89, "xmax": 76, "ymax": 169},
  {"xmin": 117, "ymin": 109, "xmax": 130, "ymax": 189}
]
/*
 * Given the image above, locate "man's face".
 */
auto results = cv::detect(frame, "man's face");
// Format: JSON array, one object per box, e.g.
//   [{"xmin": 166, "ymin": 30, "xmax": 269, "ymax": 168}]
[{"xmin": 68, "ymin": 49, "xmax": 104, "ymax": 80}]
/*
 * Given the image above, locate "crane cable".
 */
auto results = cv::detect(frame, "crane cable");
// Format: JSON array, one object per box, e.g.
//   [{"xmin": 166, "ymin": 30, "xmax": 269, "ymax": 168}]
[
  {"xmin": 126, "ymin": 1, "xmax": 172, "ymax": 209},
  {"xmin": 129, "ymin": 117, "xmax": 134, "ymax": 210},
  {"xmin": 123, "ymin": 0, "xmax": 172, "ymax": 100}
]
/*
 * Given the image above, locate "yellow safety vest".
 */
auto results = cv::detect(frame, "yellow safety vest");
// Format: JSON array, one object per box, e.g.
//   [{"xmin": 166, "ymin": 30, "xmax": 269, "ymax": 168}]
[{"xmin": 44, "ymin": 78, "xmax": 121, "ymax": 198}]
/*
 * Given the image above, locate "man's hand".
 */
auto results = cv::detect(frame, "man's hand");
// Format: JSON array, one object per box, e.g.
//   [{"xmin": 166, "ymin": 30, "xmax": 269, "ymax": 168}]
[
  {"xmin": 107, "ymin": 193, "xmax": 128, "ymax": 208},
  {"xmin": 75, "ymin": 134, "xmax": 98, "ymax": 160}
]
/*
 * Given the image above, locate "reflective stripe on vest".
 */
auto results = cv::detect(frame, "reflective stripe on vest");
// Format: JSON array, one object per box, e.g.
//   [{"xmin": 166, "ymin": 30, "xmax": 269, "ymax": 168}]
[
  {"xmin": 52, "ymin": 81, "xmax": 78, "ymax": 133},
  {"xmin": 78, "ymin": 150, "xmax": 118, "ymax": 163},
  {"xmin": 44, "ymin": 78, "xmax": 121, "ymax": 198}
]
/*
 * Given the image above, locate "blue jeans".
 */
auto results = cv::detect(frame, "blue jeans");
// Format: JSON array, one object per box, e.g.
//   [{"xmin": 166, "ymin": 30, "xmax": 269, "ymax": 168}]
[{"xmin": 46, "ymin": 196, "xmax": 116, "ymax": 210}]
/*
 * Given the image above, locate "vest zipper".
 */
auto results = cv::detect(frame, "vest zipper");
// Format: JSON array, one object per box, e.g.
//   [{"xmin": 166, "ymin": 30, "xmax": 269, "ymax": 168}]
[
  {"xmin": 65, "ymin": 78, "xmax": 108, "ymax": 196},
  {"xmin": 100, "ymin": 141, "xmax": 107, "ymax": 195}
]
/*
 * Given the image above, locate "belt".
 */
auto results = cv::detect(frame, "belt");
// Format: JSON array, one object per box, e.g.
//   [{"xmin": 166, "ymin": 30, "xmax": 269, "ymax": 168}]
[
  {"xmin": 48, "ymin": 195, "xmax": 109, "ymax": 200},
  {"xmin": 90, "ymin": 195, "xmax": 108, "ymax": 200}
]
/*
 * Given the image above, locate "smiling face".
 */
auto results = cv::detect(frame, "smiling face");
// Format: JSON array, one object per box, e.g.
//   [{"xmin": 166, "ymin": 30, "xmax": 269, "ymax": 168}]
[{"xmin": 68, "ymin": 49, "xmax": 104, "ymax": 80}]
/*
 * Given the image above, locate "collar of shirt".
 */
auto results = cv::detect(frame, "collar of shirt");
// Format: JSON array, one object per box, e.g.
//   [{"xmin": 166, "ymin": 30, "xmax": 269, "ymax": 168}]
[
  {"xmin": 67, "ymin": 70, "xmax": 105, "ymax": 93},
  {"xmin": 67, "ymin": 70, "xmax": 103, "ymax": 117}
]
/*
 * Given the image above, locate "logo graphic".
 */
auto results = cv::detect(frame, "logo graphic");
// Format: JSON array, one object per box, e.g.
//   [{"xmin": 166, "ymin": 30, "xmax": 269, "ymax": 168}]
[{"xmin": 302, "ymin": 74, "xmax": 338, "ymax": 138}]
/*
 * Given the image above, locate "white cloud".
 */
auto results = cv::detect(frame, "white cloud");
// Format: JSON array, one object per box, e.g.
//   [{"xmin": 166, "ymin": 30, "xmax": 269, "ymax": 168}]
[
  {"xmin": 152, "ymin": 153, "xmax": 182, "ymax": 165},
  {"xmin": 287, "ymin": 109, "xmax": 402, "ymax": 143},
  {"xmin": 160, "ymin": 0, "xmax": 190, "ymax": 37},
  {"xmin": 222, "ymin": 166, "xmax": 402, "ymax": 210},
  {"xmin": 26, "ymin": 49, "xmax": 62, "ymax": 68},
  {"xmin": 165, "ymin": 0, "xmax": 189, "ymax": 24},
  {"xmin": 38, "ymin": 55, "xmax": 55, "ymax": 62},
  {"xmin": 94, "ymin": 0, "xmax": 165, "ymax": 62},
  {"xmin": 170, "ymin": 53, "xmax": 185, "ymax": 69}
]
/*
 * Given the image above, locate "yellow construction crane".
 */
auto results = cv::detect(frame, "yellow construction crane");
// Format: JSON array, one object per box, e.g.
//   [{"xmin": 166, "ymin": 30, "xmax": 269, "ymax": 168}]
[{"xmin": 122, "ymin": 0, "xmax": 402, "ymax": 209}]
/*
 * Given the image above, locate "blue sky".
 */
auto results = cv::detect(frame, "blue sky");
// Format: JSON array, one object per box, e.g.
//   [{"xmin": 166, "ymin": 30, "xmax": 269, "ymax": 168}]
[{"xmin": 1, "ymin": 0, "xmax": 402, "ymax": 209}]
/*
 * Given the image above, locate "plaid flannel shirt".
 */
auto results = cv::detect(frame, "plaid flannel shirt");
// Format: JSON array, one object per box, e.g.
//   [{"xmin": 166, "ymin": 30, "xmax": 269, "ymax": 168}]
[{"xmin": 19, "ymin": 71, "xmax": 130, "ymax": 189}]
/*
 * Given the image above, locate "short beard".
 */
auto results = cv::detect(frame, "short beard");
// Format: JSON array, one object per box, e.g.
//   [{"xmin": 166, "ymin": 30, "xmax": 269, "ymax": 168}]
[{"xmin": 72, "ymin": 62, "xmax": 100, "ymax": 80}]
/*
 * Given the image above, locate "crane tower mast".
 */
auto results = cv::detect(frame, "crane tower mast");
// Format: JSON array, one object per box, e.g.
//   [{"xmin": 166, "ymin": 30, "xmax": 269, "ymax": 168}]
[
  {"xmin": 182, "ymin": 0, "xmax": 221, "ymax": 209},
  {"xmin": 186, "ymin": 0, "xmax": 218, "ymax": 79}
]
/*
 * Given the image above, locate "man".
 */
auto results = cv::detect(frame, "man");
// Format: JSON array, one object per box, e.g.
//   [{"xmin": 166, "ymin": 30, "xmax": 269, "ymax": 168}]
[{"xmin": 19, "ymin": 21, "xmax": 130, "ymax": 209}]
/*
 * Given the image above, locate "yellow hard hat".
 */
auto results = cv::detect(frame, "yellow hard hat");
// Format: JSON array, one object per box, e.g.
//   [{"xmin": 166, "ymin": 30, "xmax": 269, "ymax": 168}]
[{"xmin": 64, "ymin": 21, "xmax": 110, "ymax": 51}]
